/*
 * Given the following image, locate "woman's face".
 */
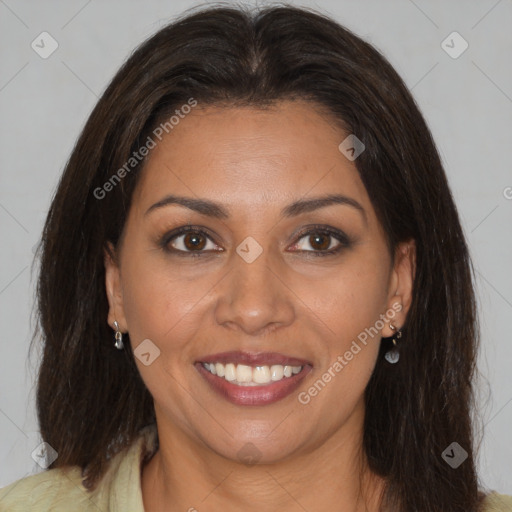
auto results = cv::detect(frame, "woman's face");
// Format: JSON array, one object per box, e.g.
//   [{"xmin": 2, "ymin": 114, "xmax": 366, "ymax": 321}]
[{"xmin": 105, "ymin": 100, "xmax": 415, "ymax": 464}]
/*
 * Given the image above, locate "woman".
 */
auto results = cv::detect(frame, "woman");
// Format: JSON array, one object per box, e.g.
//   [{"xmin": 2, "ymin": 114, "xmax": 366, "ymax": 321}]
[{"xmin": 1, "ymin": 3, "xmax": 510, "ymax": 511}]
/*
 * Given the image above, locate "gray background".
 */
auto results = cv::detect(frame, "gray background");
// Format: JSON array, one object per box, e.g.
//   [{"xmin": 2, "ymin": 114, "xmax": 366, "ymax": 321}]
[{"xmin": 1, "ymin": 0, "xmax": 511, "ymax": 493}]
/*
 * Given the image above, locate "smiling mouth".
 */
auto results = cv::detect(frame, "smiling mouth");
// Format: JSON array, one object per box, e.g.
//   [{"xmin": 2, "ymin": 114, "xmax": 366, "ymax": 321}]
[
  {"xmin": 195, "ymin": 350, "xmax": 313, "ymax": 405},
  {"xmin": 201, "ymin": 362, "xmax": 304, "ymax": 386}
]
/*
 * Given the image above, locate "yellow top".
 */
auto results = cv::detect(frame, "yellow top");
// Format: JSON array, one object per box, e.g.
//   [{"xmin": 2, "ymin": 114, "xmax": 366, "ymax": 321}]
[{"xmin": 1, "ymin": 424, "xmax": 511, "ymax": 511}]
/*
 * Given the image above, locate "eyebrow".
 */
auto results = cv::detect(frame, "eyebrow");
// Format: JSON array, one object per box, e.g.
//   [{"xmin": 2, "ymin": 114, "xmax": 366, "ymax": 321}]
[{"xmin": 145, "ymin": 193, "xmax": 367, "ymax": 224}]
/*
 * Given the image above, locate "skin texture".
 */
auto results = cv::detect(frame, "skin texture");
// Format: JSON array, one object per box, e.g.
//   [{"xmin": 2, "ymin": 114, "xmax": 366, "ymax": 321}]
[{"xmin": 104, "ymin": 100, "xmax": 416, "ymax": 512}]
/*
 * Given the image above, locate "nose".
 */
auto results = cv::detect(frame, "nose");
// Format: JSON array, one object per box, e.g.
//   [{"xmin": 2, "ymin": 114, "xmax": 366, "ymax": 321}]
[{"xmin": 214, "ymin": 246, "xmax": 295, "ymax": 336}]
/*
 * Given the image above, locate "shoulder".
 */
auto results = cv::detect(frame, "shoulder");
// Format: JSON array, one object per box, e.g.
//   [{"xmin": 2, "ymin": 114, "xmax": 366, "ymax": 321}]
[
  {"xmin": 0, "ymin": 466, "xmax": 95, "ymax": 511},
  {"xmin": 481, "ymin": 492, "xmax": 512, "ymax": 512},
  {"xmin": 0, "ymin": 424, "xmax": 157, "ymax": 511}
]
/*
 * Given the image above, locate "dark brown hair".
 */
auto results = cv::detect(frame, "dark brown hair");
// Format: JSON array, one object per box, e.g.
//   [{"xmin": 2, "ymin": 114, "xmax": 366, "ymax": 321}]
[{"xmin": 33, "ymin": 3, "xmax": 488, "ymax": 510}]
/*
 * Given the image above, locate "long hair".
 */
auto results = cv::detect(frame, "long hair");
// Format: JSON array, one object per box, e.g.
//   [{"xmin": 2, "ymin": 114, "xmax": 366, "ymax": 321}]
[{"xmin": 33, "ymin": 3, "xmax": 485, "ymax": 510}]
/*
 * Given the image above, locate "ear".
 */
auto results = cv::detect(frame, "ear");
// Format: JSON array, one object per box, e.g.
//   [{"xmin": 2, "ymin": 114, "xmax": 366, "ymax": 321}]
[
  {"xmin": 104, "ymin": 242, "xmax": 128, "ymax": 332},
  {"xmin": 381, "ymin": 239, "xmax": 416, "ymax": 337}
]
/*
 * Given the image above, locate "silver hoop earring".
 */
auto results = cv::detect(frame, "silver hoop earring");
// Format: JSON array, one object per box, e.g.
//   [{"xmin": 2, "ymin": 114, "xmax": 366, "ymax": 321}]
[
  {"xmin": 113, "ymin": 320, "xmax": 124, "ymax": 350},
  {"xmin": 385, "ymin": 324, "xmax": 402, "ymax": 364}
]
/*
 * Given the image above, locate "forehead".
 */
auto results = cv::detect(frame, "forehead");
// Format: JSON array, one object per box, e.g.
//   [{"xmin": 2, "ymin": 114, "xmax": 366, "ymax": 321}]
[{"xmin": 133, "ymin": 100, "xmax": 370, "ymax": 216}]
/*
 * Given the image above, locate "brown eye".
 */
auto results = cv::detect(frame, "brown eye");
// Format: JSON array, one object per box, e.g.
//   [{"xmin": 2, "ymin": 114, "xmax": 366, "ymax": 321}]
[
  {"xmin": 307, "ymin": 233, "xmax": 331, "ymax": 251},
  {"xmin": 182, "ymin": 232, "xmax": 207, "ymax": 251},
  {"xmin": 290, "ymin": 226, "xmax": 352, "ymax": 256},
  {"xmin": 161, "ymin": 227, "xmax": 219, "ymax": 255}
]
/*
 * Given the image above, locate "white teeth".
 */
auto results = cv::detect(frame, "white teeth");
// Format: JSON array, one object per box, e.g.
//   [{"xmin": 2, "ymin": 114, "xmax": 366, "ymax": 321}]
[
  {"xmin": 224, "ymin": 363, "xmax": 236, "ymax": 381},
  {"xmin": 236, "ymin": 364, "xmax": 253, "ymax": 383},
  {"xmin": 270, "ymin": 365, "xmax": 284, "ymax": 381},
  {"xmin": 202, "ymin": 362, "xmax": 303, "ymax": 385},
  {"xmin": 253, "ymin": 366, "xmax": 271, "ymax": 384},
  {"xmin": 215, "ymin": 363, "xmax": 225, "ymax": 377}
]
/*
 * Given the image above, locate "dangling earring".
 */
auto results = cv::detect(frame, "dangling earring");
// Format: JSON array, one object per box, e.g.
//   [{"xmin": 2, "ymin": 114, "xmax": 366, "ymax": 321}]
[
  {"xmin": 113, "ymin": 320, "xmax": 124, "ymax": 350},
  {"xmin": 385, "ymin": 323, "xmax": 402, "ymax": 364}
]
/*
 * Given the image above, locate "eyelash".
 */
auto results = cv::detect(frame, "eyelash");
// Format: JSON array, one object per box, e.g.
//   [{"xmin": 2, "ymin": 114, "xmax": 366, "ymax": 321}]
[{"xmin": 158, "ymin": 224, "xmax": 352, "ymax": 258}]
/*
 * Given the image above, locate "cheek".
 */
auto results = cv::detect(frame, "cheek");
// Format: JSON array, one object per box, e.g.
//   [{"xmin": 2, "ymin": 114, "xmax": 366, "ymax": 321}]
[
  {"xmin": 305, "ymin": 255, "xmax": 390, "ymax": 338},
  {"xmin": 303, "ymin": 251, "xmax": 390, "ymax": 388},
  {"xmin": 119, "ymin": 253, "xmax": 206, "ymax": 415},
  {"xmin": 119, "ymin": 250, "xmax": 222, "ymax": 379},
  {"xmin": 120, "ymin": 248, "xmax": 198, "ymax": 342}
]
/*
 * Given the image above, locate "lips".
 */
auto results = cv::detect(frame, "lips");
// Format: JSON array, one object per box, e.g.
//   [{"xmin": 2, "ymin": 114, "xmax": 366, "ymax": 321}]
[
  {"xmin": 195, "ymin": 350, "xmax": 313, "ymax": 406},
  {"xmin": 197, "ymin": 350, "xmax": 312, "ymax": 367}
]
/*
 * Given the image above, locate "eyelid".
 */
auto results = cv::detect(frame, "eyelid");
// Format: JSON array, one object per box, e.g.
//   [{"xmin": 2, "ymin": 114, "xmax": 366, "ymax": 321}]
[{"xmin": 291, "ymin": 224, "xmax": 351, "ymax": 246}]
